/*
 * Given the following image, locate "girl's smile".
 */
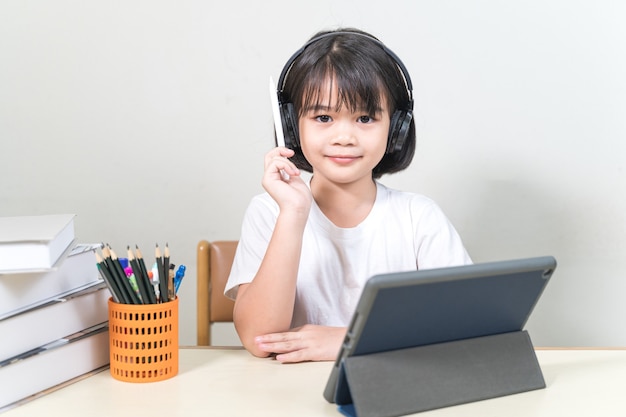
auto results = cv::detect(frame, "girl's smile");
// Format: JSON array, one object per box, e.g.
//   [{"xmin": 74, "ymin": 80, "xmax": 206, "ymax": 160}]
[{"xmin": 326, "ymin": 154, "xmax": 361, "ymax": 165}]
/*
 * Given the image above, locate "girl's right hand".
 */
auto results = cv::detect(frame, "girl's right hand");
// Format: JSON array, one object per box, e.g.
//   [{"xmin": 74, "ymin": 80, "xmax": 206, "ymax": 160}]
[{"xmin": 262, "ymin": 147, "xmax": 312, "ymax": 214}]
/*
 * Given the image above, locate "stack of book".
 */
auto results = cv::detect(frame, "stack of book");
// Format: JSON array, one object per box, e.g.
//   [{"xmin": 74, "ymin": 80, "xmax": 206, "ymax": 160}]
[{"xmin": 0, "ymin": 214, "xmax": 110, "ymax": 411}]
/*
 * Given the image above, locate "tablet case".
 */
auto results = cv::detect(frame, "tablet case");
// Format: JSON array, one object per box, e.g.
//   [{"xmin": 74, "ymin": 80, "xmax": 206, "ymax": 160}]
[
  {"xmin": 324, "ymin": 256, "xmax": 556, "ymax": 417},
  {"xmin": 338, "ymin": 331, "xmax": 544, "ymax": 417}
]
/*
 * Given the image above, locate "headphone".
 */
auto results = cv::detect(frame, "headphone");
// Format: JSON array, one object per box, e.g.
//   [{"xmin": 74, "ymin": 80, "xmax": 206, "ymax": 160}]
[{"xmin": 276, "ymin": 31, "xmax": 414, "ymax": 154}]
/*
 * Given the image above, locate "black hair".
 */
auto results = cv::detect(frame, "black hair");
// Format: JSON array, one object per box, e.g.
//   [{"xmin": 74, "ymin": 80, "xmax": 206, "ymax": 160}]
[{"xmin": 280, "ymin": 28, "xmax": 416, "ymax": 178}]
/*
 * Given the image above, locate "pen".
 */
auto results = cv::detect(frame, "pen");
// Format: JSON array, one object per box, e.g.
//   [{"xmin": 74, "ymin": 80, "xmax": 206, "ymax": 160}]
[
  {"xmin": 269, "ymin": 76, "xmax": 286, "ymax": 148},
  {"xmin": 174, "ymin": 265, "xmax": 186, "ymax": 294},
  {"xmin": 150, "ymin": 263, "xmax": 160, "ymax": 301},
  {"xmin": 125, "ymin": 270, "xmax": 140, "ymax": 299},
  {"xmin": 269, "ymin": 76, "xmax": 290, "ymax": 181},
  {"xmin": 118, "ymin": 257, "xmax": 129, "ymax": 269}
]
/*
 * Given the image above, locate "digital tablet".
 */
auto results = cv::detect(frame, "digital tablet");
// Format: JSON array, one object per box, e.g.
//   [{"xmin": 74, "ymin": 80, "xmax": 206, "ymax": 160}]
[{"xmin": 323, "ymin": 256, "xmax": 557, "ymax": 404}]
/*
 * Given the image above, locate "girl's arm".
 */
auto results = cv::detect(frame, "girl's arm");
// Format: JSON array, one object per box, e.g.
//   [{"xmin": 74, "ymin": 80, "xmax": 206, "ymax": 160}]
[
  {"xmin": 232, "ymin": 147, "xmax": 312, "ymax": 357},
  {"xmin": 233, "ymin": 209, "xmax": 307, "ymax": 356}
]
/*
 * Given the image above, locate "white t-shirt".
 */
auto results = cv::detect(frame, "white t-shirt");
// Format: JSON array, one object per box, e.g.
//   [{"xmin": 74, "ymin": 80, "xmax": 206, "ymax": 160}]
[{"xmin": 225, "ymin": 181, "xmax": 472, "ymax": 328}]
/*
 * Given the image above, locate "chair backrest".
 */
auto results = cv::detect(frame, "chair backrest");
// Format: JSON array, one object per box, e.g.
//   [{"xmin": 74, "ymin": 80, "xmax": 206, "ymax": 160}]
[{"xmin": 197, "ymin": 240, "xmax": 237, "ymax": 345}]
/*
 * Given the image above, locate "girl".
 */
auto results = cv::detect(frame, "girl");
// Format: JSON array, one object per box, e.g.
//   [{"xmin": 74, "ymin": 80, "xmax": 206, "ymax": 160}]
[{"xmin": 225, "ymin": 28, "xmax": 471, "ymax": 363}]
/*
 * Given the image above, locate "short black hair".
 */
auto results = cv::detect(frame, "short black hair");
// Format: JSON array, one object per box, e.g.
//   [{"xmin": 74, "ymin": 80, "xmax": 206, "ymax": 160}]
[{"xmin": 280, "ymin": 28, "xmax": 416, "ymax": 179}]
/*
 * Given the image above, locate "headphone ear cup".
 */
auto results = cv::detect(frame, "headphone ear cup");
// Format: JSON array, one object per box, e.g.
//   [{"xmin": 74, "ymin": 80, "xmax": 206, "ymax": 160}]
[
  {"xmin": 280, "ymin": 102, "xmax": 300, "ymax": 148},
  {"xmin": 387, "ymin": 110, "xmax": 413, "ymax": 153}
]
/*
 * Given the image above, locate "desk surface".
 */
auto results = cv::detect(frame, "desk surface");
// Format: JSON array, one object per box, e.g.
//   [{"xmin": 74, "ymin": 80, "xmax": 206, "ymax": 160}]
[{"xmin": 3, "ymin": 348, "xmax": 626, "ymax": 416}]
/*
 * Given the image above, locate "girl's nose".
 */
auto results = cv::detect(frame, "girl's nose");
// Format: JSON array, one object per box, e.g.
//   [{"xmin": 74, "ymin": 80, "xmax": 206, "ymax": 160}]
[{"xmin": 331, "ymin": 120, "xmax": 357, "ymax": 146}]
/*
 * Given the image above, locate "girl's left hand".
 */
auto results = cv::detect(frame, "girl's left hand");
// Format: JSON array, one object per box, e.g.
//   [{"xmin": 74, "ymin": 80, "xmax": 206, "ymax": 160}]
[{"xmin": 254, "ymin": 325, "xmax": 346, "ymax": 363}]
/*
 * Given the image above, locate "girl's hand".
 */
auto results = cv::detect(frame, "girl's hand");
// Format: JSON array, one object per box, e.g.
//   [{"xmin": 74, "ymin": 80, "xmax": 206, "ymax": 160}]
[
  {"xmin": 254, "ymin": 325, "xmax": 346, "ymax": 363},
  {"xmin": 263, "ymin": 147, "xmax": 312, "ymax": 213}
]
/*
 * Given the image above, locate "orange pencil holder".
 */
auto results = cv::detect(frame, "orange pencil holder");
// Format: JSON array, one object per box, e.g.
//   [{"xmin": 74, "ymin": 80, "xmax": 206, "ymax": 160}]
[{"xmin": 108, "ymin": 297, "xmax": 179, "ymax": 382}]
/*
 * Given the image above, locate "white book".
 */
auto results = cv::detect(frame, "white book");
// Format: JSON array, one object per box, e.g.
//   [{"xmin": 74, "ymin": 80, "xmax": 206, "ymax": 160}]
[
  {"xmin": 0, "ymin": 244, "xmax": 102, "ymax": 320},
  {"xmin": 0, "ymin": 282, "xmax": 109, "ymax": 361},
  {"xmin": 0, "ymin": 323, "xmax": 110, "ymax": 410},
  {"xmin": 0, "ymin": 214, "xmax": 76, "ymax": 272}
]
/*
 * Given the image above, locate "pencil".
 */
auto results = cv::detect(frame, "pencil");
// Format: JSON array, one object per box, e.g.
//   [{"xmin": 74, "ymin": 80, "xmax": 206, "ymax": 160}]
[
  {"xmin": 109, "ymin": 246, "xmax": 141, "ymax": 304},
  {"xmin": 134, "ymin": 245, "xmax": 157, "ymax": 304},
  {"xmin": 156, "ymin": 244, "xmax": 167, "ymax": 303},
  {"xmin": 95, "ymin": 252, "xmax": 122, "ymax": 303},
  {"xmin": 164, "ymin": 243, "xmax": 174, "ymax": 301},
  {"xmin": 127, "ymin": 246, "xmax": 153, "ymax": 304},
  {"xmin": 102, "ymin": 245, "xmax": 132, "ymax": 304}
]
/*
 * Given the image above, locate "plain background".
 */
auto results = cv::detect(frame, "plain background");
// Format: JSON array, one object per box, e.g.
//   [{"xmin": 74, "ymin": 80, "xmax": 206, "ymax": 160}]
[{"xmin": 1, "ymin": 0, "xmax": 624, "ymax": 347}]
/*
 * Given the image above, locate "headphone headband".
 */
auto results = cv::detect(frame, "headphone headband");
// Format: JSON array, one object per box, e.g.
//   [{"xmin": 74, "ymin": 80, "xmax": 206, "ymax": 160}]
[{"xmin": 277, "ymin": 31, "xmax": 413, "ymax": 109}]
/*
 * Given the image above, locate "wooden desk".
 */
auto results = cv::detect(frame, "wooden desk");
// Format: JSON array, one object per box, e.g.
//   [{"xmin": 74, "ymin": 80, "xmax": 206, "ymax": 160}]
[{"xmin": 3, "ymin": 348, "xmax": 626, "ymax": 416}]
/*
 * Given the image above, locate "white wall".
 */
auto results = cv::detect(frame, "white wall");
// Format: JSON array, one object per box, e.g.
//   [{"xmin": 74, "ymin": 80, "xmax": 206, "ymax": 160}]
[{"xmin": 1, "ymin": 0, "xmax": 624, "ymax": 347}]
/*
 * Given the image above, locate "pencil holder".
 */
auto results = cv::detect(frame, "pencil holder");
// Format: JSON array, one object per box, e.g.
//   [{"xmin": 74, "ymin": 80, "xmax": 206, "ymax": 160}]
[{"xmin": 108, "ymin": 297, "xmax": 179, "ymax": 382}]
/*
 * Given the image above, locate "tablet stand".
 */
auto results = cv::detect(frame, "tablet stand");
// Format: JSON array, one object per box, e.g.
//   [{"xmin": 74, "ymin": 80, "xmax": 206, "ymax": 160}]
[{"xmin": 338, "ymin": 331, "xmax": 545, "ymax": 417}]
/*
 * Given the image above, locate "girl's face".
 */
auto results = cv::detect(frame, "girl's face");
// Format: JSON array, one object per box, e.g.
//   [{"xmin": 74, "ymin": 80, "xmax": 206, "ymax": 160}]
[{"xmin": 298, "ymin": 78, "xmax": 390, "ymax": 188}]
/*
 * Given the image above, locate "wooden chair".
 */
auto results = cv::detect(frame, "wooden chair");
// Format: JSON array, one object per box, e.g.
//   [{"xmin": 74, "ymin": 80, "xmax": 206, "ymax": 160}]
[{"xmin": 196, "ymin": 240, "xmax": 238, "ymax": 346}]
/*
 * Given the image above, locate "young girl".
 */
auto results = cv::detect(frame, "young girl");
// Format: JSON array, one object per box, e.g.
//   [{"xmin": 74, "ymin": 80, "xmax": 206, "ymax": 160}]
[{"xmin": 225, "ymin": 28, "xmax": 471, "ymax": 363}]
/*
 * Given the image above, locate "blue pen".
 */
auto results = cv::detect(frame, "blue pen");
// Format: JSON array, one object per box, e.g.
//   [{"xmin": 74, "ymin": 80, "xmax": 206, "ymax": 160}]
[
  {"xmin": 118, "ymin": 257, "xmax": 129, "ymax": 269},
  {"xmin": 174, "ymin": 265, "xmax": 186, "ymax": 294}
]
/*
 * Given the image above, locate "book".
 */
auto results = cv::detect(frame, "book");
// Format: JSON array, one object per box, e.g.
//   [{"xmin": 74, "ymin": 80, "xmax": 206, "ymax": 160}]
[
  {"xmin": 0, "ymin": 323, "xmax": 110, "ymax": 410},
  {"xmin": 0, "ymin": 214, "xmax": 76, "ymax": 272},
  {"xmin": 0, "ymin": 243, "xmax": 102, "ymax": 320},
  {"xmin": 0, "ymin": 282, "xmax": 109, "ymax": 361}
]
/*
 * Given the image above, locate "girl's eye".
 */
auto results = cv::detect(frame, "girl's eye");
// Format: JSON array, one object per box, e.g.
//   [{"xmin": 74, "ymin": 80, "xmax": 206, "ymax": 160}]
[
  {"xmin": 358, "ymin": 115, "xmax": 373, "ymax": 123},
  {"xmin": 316, "ymin": 115, "xmax": 332, "ymax": 123}
]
